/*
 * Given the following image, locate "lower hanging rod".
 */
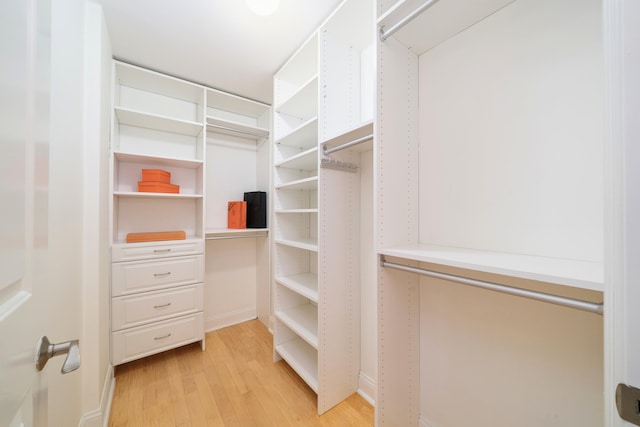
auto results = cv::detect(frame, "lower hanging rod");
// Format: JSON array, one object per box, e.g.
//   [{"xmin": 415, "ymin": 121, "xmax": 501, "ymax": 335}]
[
  {"xmin": 206, "ymin": 233, "xmax": 268, "ymax": 241},
  {"xmin": 380, "ymin": 255, "xmax": 603, "ymax": 315}
]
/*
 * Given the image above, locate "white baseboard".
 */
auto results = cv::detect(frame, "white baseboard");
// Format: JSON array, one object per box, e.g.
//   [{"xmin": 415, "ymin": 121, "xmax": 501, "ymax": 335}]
[
  {"xmin": 78, "ymin": 364, "xmax": 114, "ymax": 427},
  {"xmin": 357, "ymin": 372, "xmax": 376, "ymax": 407},
  {"xmin": 205, "ymin": 307, "xmax": 256, "ymax": 332}
]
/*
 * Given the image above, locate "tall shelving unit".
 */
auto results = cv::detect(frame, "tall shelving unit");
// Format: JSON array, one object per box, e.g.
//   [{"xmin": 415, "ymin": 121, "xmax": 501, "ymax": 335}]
[
  {"xmin": 272, "ymin": 30, "xmax": 321, "ymax": 394},
  {"xmin": 375, "ymin": 0, "xmax": 606, "ymax": 426},
  {"xmin": 272, "ymin": 0, "xmax": 375, "ymax": 414},
  {"xmin": 109, "ymin": 61, "xmax": 273, "ymax": 365},
  {"xmin": 109, "ymin": 61, "xmax": 206, "ymax": 365}
]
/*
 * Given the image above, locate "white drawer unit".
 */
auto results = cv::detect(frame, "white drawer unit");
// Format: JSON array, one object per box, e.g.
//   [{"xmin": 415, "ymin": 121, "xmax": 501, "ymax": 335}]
[
  {"xmin": 111, "ymin": 239, "xmax": 205, "ymax": 365},
  {"xmin": 112, "ymin": 239, "xmax": 205, "ymax": 262},
  {"xmin": 111, "ymin": 254, "xmax": 204, "ymax": 297},
  {"xmin": 112, "ymin": 312, "xmax": 204, "ymax": 365},
  {"xmin": 111, "ymin": 283, "xmax": 204, "ymax": 331}
]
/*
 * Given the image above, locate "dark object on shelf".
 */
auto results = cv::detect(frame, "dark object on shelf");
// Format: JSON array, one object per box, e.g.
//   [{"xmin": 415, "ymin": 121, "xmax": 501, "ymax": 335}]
[{"xmin": 244, "ymin": 191, "xmax": 267, "ymax": 228}]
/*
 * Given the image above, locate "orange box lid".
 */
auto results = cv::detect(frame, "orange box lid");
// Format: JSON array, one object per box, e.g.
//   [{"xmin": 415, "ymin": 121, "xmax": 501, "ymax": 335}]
[{"xmin": 141, "ymin": 169, "xmax": 171, "ymax": 184}]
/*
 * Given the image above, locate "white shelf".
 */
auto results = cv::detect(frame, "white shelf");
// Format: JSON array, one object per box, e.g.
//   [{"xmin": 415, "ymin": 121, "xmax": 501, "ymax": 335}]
[
  {"xmin": 377, "ymin": 0, "xmax": 516, "ymax": 55},
  {"xmin": 114, "ymin": 151, "xmax": 204, "ymax": 169},
  {"xmin": 275, "ymin": 338, "xmax": 318, "ymax": 393},
  {"xmin": 276, "ymin": 75, "xmax": 318, "ymax": 119},
  {"xmin": 275, "ymin": 209, "xmax": 318, "ymax": 214},
  {"xmin": 275, "ymin": 176, "xmax": 318, "ymax": 191},
  {"xmin": 205, "ymin": 228, "xmax": 268, "ymax": 240},
  {"xmin": 276, "ymin": 147, "xmax": 318, "ymax": 170},
  {"xmin": 276, "ymin": 304, "xmax": 318, "ymax": 349},
  {"xmin": 275, "ymin": 116, "xmax": 318, "ymax": 149},
  {"xmin": 114, "ymin": 191, "xmax": 203, "ymax": 199},
  {"xmin": 114, "ymin": 107, "xmax": 204, "ymax": 137},
  {"xmin": 206, "ymin": 116, "xmax": 269, "ymax": 140},
  {"xmin": 378, "ymin": 244, "xmax": 604, "ymax": 292},
  {"xmin": 276, "ymin": 273, "xmax": 319, "ymax": 303},
  {"xmin": 115, "ymin": 61, "xmax": 204, "ymax": 104},
  {"xmin": 275, "ymin": 238, "xmax": 318, "ymax": 252}
]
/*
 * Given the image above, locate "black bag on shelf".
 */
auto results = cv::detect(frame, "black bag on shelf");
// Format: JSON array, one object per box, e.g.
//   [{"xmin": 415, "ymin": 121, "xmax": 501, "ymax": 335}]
[{"xmin": 244, "ymin": 191, "xmax": 267, "ymax": 228}]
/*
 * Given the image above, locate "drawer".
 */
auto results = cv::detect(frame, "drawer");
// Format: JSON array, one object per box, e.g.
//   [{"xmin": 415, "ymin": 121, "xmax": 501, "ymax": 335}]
[
  {"xmin": 112, "ymin": 255, "xmax": 204, "ymax": 296},
  {"xmin": 111, "ymin": 283, "xmax": 204, "ymax": 331},
  {"xmin": 112, "ymin": 239, "xmax": 204, "ymax": 262},
  {"xmin": 112, "ymin": 312, "xmax": 204, "ymax": 366}
]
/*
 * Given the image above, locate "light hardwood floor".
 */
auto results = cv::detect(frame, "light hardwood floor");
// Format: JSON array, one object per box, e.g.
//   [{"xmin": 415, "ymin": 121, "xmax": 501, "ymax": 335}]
[{"xmin": 108, "ymin": 319, "xmax": 374, "ymax": 426}]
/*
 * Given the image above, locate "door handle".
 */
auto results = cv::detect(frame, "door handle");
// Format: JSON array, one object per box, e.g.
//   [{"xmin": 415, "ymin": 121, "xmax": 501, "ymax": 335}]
[{"xmin": 35, "ymin": 336, "xmax": 80, "ymax": 374}]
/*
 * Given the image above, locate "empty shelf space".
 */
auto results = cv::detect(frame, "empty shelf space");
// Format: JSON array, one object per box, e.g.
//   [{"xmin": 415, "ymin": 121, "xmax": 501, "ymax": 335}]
[
  {"xmin": 205, "ymin": 228, "xmax": 268, "ymax": 240},
  {"xmin": 114, "ymin": 107, "xmax": 204, "ymax": 136},
  {"xmin": 276, "ymin": 304, "xmax": 318, "ymax": 349},
  {"xmin": 275, "ymin": 238, "xmax": 318, "ymax": 252},
  {"xmin": 276, "ymin": 338, "xmax": 318, "ymax": 393},
  {"xmin": 276, "ymin": 273, "xmax": 319, "ymax": 302},
  {"xmin": 321, "ymin": 120, "xmax": 374, "ymax": 154},
  {"xmin": 275, "ymin": 117, "xmax": 318, "ymax": 149},
  {"xmin": 275, "ymin": 74, "xmax": 318, "ymax": 118},
  {"xmin": 114, "ymin": 152, "xmax": 204, "ymax": 169},
  {"xmin": 378, "ymin": 243, "xmax": 604, "ymax": 292},
  {"xmin": 276, "ymin": 147, "xmax": 318, "ymax": 170},
  {"xmin": 275, "ymin": 176, "xmax": 318, "ymax": 191},
  {"xmin": 275, "ymin": 209, "xmax": 318, "ymax": 214}
]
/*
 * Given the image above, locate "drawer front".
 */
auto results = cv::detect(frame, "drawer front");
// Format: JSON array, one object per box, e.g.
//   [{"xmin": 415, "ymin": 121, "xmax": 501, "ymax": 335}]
[
  {"xmin": 112, "ymin": 312, "xmax": 204, "ymax": 366},
  {"xmin": 112, "ymin": 239, "xmax": 204, "ymax": 262},
  {"xmin": 112, "ymin": 255, "xmax": 204, "ymax": 296},
  {"xmin": 111, "ymin": 284, "xmax": 204, "ymax": 331}
]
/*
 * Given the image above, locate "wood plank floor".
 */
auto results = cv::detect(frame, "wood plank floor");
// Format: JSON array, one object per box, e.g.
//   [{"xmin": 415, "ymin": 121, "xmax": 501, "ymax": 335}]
[{"xmin": 108, "ymin": 320, "xmax": 374, "ymax": 426}]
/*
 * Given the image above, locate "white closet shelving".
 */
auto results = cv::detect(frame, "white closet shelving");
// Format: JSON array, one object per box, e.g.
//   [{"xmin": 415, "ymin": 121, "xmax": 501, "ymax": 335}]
[
  {"xmin": 376, "ymin": 0, "xmax": 605, "ymax": 425},
  {"xmin": 109, "ymin": 61, "xmax": 206, "ymax": 365},
  {"xmin": 272, "ymin": 0, "xmax": 374, "ymax": 414}
]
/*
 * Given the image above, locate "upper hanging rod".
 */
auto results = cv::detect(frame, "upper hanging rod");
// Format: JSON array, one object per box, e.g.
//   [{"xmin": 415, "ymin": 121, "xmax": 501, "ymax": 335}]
[
  {"xmin": 206, "ymin": 123, "xmax": 269, "ymax": 139},
  {"xmin": 380, "ymin": 255, "xmax": 603, "ymax": 315},
  {"xmin": 322, "ymin": 134, "xmax": 373, "ymax": 156},
  {"xmin": 379, "ymin": 0, "xmax": 441, "ymax": 42}
]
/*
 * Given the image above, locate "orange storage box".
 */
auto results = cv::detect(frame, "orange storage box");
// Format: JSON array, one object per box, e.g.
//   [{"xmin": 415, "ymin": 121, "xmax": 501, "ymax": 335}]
[
  {"xmin": 138, "ymin": 181, "xmax": 180, "ymax": 193},
  {"xmin": 141, "ymin": 169, "xmax": 171, "ymax": 184},
  {"xmin": 126, "ymin": 230, "xmax": 186, "ymax": 243},
  {"xmin": 228, "ymin": 201, "xmax": 247, "ymax": 229}
]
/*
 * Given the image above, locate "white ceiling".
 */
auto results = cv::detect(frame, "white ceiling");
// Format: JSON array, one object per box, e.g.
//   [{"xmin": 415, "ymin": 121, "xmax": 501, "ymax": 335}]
[{"xmin": 94, "ymin": 0, "xmax": 343, "ymax": 105}]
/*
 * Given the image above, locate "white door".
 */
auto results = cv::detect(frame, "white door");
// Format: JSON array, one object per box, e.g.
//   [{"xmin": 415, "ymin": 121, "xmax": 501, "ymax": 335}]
[{"xmin": 0, "ymin": 0, "xmax": 80, "ymax": 425}]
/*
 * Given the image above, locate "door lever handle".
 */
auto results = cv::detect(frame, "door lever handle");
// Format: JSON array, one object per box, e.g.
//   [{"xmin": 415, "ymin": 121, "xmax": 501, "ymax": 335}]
[{"xmin": 35, "ymin": 336, "xmax": 80, "ymax": 374}]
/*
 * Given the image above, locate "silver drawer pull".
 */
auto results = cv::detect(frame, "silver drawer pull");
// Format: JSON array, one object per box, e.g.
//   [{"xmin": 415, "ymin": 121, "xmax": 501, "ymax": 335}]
[
  {"xmin": 153, "ymin": 302, "xmax": 171, "ymax": 309},
  {"xmin": 154, "ymin": 249, "xmax": 171, "ymax": 253},
  {"xmin": 154, "ymin": 333, "xmax": 171, "ymax": 340},
  {"xmin": 153, "ymin": 272, "xmax": 171, "ymax": 277}
]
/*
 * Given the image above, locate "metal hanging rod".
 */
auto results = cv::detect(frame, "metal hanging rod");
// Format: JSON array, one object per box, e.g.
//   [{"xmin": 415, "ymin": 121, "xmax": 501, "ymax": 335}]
[
  {"xmin": 379, "ymin": 0, "xmax": 441, "ymax": 42},
  {"xmin": 380, "ymin": 255, "xmax": 604, "ymax": 315},
  {"xmin": 206, "ymin": 123, "xmax": 269, "ymax": 139},
  {"xmin": 206, "ymin": 233, "xmax": 268, "ymax": 241},
  {"xmin": 322, "ymin": 134, "xmax": 373, "ymax": 156}
]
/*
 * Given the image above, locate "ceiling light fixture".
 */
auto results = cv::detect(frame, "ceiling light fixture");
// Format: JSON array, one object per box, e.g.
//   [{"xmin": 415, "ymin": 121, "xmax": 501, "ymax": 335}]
[{"xmin": 246, "ymin": 0, "xmax": 280, "ymax": 16}]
